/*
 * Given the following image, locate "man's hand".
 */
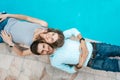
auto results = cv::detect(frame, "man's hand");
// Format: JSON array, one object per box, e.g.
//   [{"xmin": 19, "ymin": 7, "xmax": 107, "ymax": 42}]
[
  {"xmin": 75, "ymin": 63, "xmax": 82, "ymax": 69},
  {"xmin": 1, "ymin": 30, "xmax": 14, "ymax": 46},
  {"xmin": 0, "ymin": 14, "xmax": 8, "ymax": 22}
]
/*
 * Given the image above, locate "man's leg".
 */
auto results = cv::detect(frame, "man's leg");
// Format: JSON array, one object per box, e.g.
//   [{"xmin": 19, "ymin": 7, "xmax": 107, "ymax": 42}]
[
  {"xmin": 95, "ymin": 43, "xmax": 120, "ymax": 57},
  {"xmin": 118, "ymin": 60, "xmax": 120, "ymax": 71},
  {"xmin": 88, "ymin": 57, "xmax": 120, "ymax": 72}
]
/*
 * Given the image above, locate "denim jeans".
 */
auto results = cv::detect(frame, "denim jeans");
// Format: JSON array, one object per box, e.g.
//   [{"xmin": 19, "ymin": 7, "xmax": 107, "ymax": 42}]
[
  {"xmin": 88, "ymin": 43, "xmax": 120, "ymax": 72},
  {"xmin": 0, "ymin": 18, "xmax": 9, "ymax": 43}
]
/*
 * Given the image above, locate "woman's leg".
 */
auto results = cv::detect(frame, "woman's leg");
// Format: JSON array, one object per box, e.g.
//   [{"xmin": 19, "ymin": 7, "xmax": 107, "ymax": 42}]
[
  {"xmin": 88, "ymin": 57, "xmax": 120, "ymax": 72},
  {"xmin": 95, "ymin": 43, "xmax": 120, "ymax": 57},
  {"xmin": 0, "ymin": 18, "xmax": 9, "ymax": 43},
  {"xmin": 0, "ymin": 37, "xmax": 3, "ymax": 43}
]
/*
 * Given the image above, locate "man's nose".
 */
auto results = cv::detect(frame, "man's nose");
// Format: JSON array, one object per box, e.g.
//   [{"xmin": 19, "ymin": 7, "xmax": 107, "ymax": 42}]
[{"xmin": 44, "ymin": 48, "xmax": 48, "ymax": 51}]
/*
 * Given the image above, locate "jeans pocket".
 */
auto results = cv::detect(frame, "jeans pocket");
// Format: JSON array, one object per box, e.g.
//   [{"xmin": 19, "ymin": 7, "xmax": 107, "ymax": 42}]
[{"xmin": 91, "ymin": 58, "xmax": 104, "ymax": 70}]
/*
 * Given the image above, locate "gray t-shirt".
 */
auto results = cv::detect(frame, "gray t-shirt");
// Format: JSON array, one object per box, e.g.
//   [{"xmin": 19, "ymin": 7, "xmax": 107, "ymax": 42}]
[{"xmin": 4, "ymin": 18, "xmax": 47, "ymax": 46}]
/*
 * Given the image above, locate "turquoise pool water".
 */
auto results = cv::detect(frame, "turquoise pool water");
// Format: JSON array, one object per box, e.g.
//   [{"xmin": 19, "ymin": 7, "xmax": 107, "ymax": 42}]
[{"xmin": 1, "ymin": 0, "xmax": 120, "ymax": 45}]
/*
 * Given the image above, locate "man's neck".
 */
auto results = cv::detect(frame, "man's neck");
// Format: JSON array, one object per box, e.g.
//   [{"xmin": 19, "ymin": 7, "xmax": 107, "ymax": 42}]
[{"xmin": 49, "ymin": 49, "xmax": 55, "ymax": 55}]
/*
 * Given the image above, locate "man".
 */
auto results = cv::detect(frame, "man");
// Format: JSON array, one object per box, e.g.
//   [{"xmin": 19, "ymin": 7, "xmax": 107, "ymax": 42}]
[{"xmin": 4, "ymin": 28, "xmax": 120, "ymax": 73}]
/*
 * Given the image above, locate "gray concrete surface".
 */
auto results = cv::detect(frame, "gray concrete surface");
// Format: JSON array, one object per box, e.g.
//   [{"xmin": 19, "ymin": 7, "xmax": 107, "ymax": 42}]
[{"xmin": 0, "ymin": 43, "xmax": 119, "ymax": 80}]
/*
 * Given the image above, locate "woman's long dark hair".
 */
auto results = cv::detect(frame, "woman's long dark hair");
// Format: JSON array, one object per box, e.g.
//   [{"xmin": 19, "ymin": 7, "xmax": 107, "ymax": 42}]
[{"xmin": 37, "ymin": 28, "xmax": 65, "ymax": 48}]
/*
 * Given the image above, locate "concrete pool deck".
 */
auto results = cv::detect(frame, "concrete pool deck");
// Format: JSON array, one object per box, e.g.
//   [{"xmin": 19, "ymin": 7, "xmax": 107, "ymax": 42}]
[{"xmin": 0, "ymin": 43, "xmax": 120, "ymax": 80}]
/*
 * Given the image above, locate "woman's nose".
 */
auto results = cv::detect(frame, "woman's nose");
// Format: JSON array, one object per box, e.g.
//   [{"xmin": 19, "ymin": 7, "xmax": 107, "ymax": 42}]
[{"xmin": 48, "ymin": 35, "xmax": 51, "ymax": 38}]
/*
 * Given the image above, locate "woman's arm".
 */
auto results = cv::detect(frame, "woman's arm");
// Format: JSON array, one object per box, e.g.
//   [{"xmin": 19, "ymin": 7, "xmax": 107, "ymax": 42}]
[
  {"xmin": 0, "ymin": 14, "xmax": 48, "ymax": 27},
  {"xmin": 12, "ymin": 44, "xmax": 32, "ymax": 56},
  {"xmin": 1, "ymin": 30, "xmax": 32, "ymax": 56}
]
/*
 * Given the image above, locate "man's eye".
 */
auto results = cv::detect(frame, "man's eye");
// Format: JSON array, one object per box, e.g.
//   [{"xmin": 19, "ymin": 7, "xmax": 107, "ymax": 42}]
[
  {"xmin": 52, "ymin": 33, "xmax": 54, "ymax": 36},
  {"xmin": 51, "ymin": 38, "xmax": 54, "ymax": 42}
]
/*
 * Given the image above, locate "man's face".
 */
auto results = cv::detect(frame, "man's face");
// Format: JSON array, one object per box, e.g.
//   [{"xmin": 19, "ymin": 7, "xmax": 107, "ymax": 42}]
[
  {"xmin": 42, "ymin": 32, "xmax": 59, "ymax": 44},
  {"xmin": 37, "ymin": 43, "xmax": 54, "ymax": 55}
]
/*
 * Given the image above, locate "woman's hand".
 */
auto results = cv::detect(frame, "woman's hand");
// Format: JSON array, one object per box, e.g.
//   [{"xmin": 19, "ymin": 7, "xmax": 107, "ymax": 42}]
[
  {"xmin": 40, "ymin": 28, "xmax": 48, "ymax": 33},
  {"xmin": 1, "ymin": 30, "xmax": 14, "ymax": 46},
  {"xmin": 0, "ymin": 14, "xmax": 8, "ymax": 22}
]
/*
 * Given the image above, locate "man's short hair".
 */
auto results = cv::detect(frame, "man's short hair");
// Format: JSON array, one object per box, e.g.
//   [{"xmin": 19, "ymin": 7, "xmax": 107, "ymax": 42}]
[{"xmin": 30, "ymin": 40, "xmax": 53, "ymax": 55}]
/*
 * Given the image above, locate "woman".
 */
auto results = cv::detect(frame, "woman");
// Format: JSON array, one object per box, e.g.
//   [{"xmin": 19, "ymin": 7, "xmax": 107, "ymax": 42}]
[{"xmin": 0, "ymin": 13, "xmax": 64, "ymax": 56}]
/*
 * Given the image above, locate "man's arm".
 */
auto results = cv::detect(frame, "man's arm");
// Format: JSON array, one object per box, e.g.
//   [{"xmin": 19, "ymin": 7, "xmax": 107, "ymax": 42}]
[
  {"xmin": 63, "ymin": 28, "xmax": 81, "ymax": 39},
  {"xmin": 76, "ymin": 40, "xmax": 88, "ymax": 69},
  {"xmin": 0, "ymin": 14, "xmax": 48, "ymax": 27},
  {"xmin": 63, "ymin": 28, "xmax": 88, "ymax": 68},
  {"xmin": 50, "ymin": 56, "xmax": 78, "ymax": 74},
  {"xmin": 85, "ymin": 38, "xmax": 100, "ymax": 43},
  {"xmin": 51, "ymin": 61, "xmax": 78, "ymax": 74},
  {"xmin": 76, "ymin": 35, "xmax": 88, "ymax": 69},
  {"xmin": 1, "ymin": 30, "xmax": 32, "ymax": 56}
]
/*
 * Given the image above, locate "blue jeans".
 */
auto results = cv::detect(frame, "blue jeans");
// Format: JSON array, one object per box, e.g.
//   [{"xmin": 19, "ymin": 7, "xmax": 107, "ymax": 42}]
[
  {"xmin": 88, "ymin": 43, "xmax": 120, "ymax": 72},
  {"xmin": 0, "ymin": 18, "xmax": 9, "ymax": 43}
]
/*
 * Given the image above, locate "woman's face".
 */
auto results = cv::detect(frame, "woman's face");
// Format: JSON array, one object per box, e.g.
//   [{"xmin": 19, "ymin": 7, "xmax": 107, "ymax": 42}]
[{"xmin": 43, "ymin": 32, "xmax": 59, "ymax": 44}]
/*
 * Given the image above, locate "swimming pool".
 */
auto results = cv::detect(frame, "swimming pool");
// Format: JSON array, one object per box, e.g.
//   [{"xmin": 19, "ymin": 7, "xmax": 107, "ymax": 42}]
[{"xmin": 1, "ymin": 0, "xmax": 120, "ymax": 45}]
